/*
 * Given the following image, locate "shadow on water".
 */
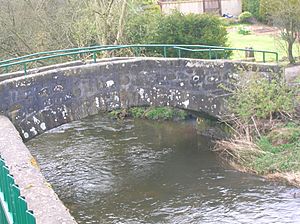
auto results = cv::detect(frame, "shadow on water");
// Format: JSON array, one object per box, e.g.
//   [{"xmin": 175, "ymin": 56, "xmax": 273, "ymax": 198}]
[{"xmin": 26, "ymin": 114, "xmax": 300, "ymax": 224}]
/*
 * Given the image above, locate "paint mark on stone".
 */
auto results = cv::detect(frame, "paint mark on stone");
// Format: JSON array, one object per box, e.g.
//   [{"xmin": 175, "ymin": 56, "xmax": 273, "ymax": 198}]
[
  {"xmin": 33, "ymin": 116, "xmax": 40, "ymax": 125},
  {"xmin": 30, "ymin": 127, "xmax": 38, "ymax": 136},
  {"xmin": 114, "ymin": 95, "xmax": 120, "ymax": 101},
  {"xmin": 106, "ymin": 80, "xmax": 114, "ymax": 87},
  {"xmin": 138, "ymin": 88, "xmax": 145, "ymax": 99},
  {"xmin": 95, "ymin": 97, "xmax": 100, "ymax": 108},
  {"xmin": 40, "ymin": 123, "xmax": 46, "ymax": 130},
  {"xmin": 182, "ymin": 99, "xmax": 189, "ymax": 108}
]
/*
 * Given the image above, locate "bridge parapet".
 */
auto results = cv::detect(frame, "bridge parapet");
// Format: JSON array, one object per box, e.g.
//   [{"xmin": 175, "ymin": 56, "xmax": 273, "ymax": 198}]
[{"xmin": 0, "ymin": 58, "xmax": 281, "ymax": 140}]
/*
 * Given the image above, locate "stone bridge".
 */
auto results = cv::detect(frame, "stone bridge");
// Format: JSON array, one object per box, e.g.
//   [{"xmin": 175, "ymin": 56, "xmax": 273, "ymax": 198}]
[
  {"xmin": 0, "ymin": 57, "xmax": 281, "ymax": 140},
  {"xmin": 0, "ymin": 57, "xmax": 282, "ymax": 224}
]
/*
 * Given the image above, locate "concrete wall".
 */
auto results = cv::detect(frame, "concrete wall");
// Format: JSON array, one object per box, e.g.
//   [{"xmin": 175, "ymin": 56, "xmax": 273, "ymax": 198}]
[
  {"xmin": 159, "ymin": 0, "xmax": 242, "ymax": 16},
  {"xmin": 159, "ymin": 0, "xmax": 204, "ymax": 14},
  {"xmin": 0, "ymin": 116, "xmax": 77, "ymax": 224},
  {"xmin": 0, "ymin": 58, "xmax": 281, "ymax": 141},
  {"xmin": 221, "ymin": 0, "xmax": 242, "ymax": 16}
]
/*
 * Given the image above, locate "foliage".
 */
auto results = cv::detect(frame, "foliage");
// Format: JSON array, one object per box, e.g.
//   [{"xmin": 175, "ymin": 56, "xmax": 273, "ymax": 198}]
[
  {"xmin": 228, "ymin": 73, "xmax": 295, "ymax": 122},
  {"xmin": 124, "ymin": 7, "xmax": 160, "ymax": 45},
  {"xmin": 242, "ymin": 0, "xmax": 265, "ymax": 21},
  {"xmin": 215, "ymin": 64, "xmax": 300, "ymax": 183},
  {"xmin": 0, "ymin": 0, "xmax": 138, "ymax": 59},
  {"xmin": 125, "ymin": 11, "xmax": 229, "ymax": 59},
  {"xmin": 109, "ymin": 106, "xmax": 188, "ymax": 121},
  {"xmin": 128, "ymin": 107, "xmax": 146, "ymax": 118},
  {"xmin": 238, "ymin": 12, "xmax": 253, "ymax": 23},
  {"xmin": 238, "ymin": 27, "xmax": 251, "ymax": 35},
  {"xmin": 262, "ymin": 0, "xmax": 300, "ymax": 64},
  {"xmin": 253, "ymin": 126, "xmax": 300, "ymax": 174},
  {"xmin": 144, "ymin": 107, "xmax": 187, "ymax": 120}
]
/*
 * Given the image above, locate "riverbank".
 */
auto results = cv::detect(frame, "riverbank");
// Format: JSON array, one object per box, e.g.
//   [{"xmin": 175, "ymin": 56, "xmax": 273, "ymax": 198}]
[
  {"xmin": 215, "ymin": 122, "xmax": 300, "ymax": 188},
  {"xmin": 214, "ymin": 67, "xmax": 300, "ymax": 188}
]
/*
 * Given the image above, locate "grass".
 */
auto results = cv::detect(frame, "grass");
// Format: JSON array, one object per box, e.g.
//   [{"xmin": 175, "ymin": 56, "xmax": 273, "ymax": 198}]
[
  {"xmin": 109, "ymin": 106, "xmax": 188, "ymax": 121},
  {"xmin": 215, "ymin": 124, "xmax": 300, "ymax": 177},
  {"xmin": 227, "ymin": 24, "xmax": 300, "ymax": 63},
  {"xmin": 252, "ymin": 126, "xmax": 300, "ymax": 174}
]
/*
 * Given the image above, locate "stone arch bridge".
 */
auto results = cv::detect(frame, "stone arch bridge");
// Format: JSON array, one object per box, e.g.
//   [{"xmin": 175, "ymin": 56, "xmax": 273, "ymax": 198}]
[{"xmin": 0, "ymin": 58, "xmax": 281, "ymax": 140}]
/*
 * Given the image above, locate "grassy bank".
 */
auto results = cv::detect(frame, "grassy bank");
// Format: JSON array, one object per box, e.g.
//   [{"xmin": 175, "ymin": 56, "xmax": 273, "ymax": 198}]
[
  {"xmin": 227, "ymin": 24, "xmax": 300, "ymax": 62},
  {"xmin": 215, "ymin": 72, "xmax": 300, "ymax": 187}
]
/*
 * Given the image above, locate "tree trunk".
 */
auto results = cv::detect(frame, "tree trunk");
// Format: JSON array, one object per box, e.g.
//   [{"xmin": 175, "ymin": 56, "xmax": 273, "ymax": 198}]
[
  {"xmin": 287, "ymin": 40, "xmax": 295, "ymax": 64},
  {"xmin": 114, "ymin": 0, "xmax": 127, "ymax": 45}
]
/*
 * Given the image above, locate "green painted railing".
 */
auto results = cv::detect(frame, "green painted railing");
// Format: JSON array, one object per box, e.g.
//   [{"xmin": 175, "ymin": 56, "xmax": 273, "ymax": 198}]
[
  {"xmin": 0, "ymin": 44, "xmax": 279, "ymax": 75},
  {"xmin": 0, "ymin": 157, "xmax": 36, "ymax": 224}
]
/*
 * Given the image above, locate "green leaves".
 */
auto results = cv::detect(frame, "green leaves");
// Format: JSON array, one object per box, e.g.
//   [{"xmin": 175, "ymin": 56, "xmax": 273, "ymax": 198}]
[
  {"xmin": 229, "ymin": 74, "xmax": 295, "ymax": 121},
  {"xmin": 125, "ymin": 11, "xmax": 229, "ymax": 58}
]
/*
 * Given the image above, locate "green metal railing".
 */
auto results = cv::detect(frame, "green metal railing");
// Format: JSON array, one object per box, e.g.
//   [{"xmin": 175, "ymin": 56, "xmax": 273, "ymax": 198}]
[
  {"xmin": 0, "ymin": 157, "xmax": 36, "ymax": 224},
  {"xmin": 0, "ymin": 44, "xmax": 279, "ymax": 75}
]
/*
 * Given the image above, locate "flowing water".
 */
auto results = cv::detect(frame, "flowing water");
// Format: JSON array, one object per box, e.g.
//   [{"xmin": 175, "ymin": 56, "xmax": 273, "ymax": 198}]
[{"xmin": 26, "ymin": 114, "xmax": 300, "ymax": 224}]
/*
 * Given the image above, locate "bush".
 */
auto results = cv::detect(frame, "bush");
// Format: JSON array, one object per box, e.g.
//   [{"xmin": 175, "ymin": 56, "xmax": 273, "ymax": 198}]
[
  {"xmin": 238, "ymin": 26, "xmax": 251, "ymax": 35},
  {"xmin": 125, "ymin": 11, "xmax": 230, "ymax": 59},
  {"xmin": 144, "ymin": 107, "xmax": 187, "ymax": 120},
  {"xmin": 242, "ymin": 0, "xmax": 267, "ymax": 21},
  {"xmin": 228, "ymin": 73, "xmax": 295, "ymax": 121},
  {"xmin": 238, "ymin": 11, "xmax": 253, "ymax": 23}
]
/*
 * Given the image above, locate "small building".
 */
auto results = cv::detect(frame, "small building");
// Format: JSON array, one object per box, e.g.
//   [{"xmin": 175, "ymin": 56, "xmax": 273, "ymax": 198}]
[{"xmin": 157, "ymin": 0, "xmax": 242, "ymax": 17}]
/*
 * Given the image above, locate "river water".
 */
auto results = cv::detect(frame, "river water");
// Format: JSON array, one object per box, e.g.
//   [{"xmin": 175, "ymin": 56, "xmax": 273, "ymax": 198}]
[{"xmin": 26, "ymin": 114, "xmax": 300, "ymax": 224}]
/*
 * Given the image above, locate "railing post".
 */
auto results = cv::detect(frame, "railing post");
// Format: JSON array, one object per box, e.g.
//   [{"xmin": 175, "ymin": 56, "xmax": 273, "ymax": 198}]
[
  {"xmin": 23, "ymin": 63, "xmax": 27, "ymax": 77},
  {"xmin": 263, "ymin": 52, "xmax": 266, "ymax": 63},
  {"xmin": 163, "ymin": 47, "xmax": 167, "ymax": 57},
  {"xmin": 209, "ymin": 48, "xmax": 212, "ymax": 59},
  {"xmin": 178, "ymin": 49, "xmax": 181, "ymax": 58},
  {"xmin": 93, "ymin": 52, "xmax": 97, "ymax": 63},
  {"xmin": 137, "ymin": 47, "xmax": 140, "ymax": 57},
  {"xmin": 276, "ymin": 52, "xmax": 279, "ymax": 63}
]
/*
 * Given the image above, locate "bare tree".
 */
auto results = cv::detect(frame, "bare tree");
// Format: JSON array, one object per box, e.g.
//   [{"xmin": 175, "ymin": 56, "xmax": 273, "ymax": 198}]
[{"xmin": 262, "ymin": 0, "xmax": 300, "ymax": 63}]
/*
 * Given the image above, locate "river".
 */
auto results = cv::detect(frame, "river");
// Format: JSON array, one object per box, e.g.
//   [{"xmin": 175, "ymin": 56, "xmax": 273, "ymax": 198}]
[{"xmin": 26, "ymin": 114, "xmax": 300, "ymax": 224}]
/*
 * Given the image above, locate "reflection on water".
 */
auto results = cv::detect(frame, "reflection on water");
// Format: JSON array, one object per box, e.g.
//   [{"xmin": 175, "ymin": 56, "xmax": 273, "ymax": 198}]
[{"xmin": 26, "ymin": 115, "xmax": 300, "ymax": 224}]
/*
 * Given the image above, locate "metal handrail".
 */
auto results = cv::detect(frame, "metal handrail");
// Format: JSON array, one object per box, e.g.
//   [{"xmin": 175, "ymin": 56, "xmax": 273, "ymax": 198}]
[
  {"xmin": 0, "ymin": 44, "xmax": 279, "ymax": 75},
  {"xmin": 0, "ymin": 45, "xmax": 116, "ymax": 66}
]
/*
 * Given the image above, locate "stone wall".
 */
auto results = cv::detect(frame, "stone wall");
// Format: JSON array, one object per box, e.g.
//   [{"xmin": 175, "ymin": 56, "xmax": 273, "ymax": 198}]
[
  {"xmin": 0, "ymin": 116, "xmax": 77, "ymax": 224},
  {"xmin": 0, "ymin": 58, "xmax": 281, "ymax": 141}
]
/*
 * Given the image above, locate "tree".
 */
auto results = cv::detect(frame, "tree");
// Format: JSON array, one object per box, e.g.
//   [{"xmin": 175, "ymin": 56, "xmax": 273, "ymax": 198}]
[
  {"xmin": 242, "ymin": 0, "xmax": 268, "ymax": 21},
  {"xmin": 262, "ymin": 0, "xmax": 300, "ymax": 64},
  {"xmin": 0, "ymin": 0, "xmax": 135, "ymax": 60}
]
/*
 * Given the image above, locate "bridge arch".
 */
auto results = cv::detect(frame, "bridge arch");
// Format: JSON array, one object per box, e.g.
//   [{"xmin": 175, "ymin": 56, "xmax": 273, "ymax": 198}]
[{"xmin": 0, "ymin": 58, "xmax": 281, "ymax": 140}]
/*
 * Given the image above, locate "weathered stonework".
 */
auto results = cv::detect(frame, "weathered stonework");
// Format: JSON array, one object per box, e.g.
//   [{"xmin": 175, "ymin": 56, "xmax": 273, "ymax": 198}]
[
  {"xmin": 0, "ymin": 58, "xmax": 282, "ymax": 141},
  {"xmin": 0, "ymin": 116, "xmax": 77, "ymax": 224}
]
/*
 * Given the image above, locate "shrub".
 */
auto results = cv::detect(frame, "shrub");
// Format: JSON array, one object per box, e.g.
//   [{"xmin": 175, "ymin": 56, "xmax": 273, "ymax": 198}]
[
  {"xmin": 238, "ymin": 11, "xmax": 253, "ymax": 23},
  {"xmin": 228, "ymin": 73, "xmax": 295, "ymax": 122},
  {"xmin": 238, "ymin": 26, "xmax": 251, "ymax": 35},
  {"xmin": 128, "ymin": 107, "xmax": 146, "ymax": 118},
  {"xmin": 242, "ymin": 0, "xmax": 266, "ymax": 21},
  {"xmin": 144, "ymin": 107, "xmax": 187, "ymax": 120},
  {"xmin": 125, "ymin": 11, "xmax": 230, "ymax": 59}
]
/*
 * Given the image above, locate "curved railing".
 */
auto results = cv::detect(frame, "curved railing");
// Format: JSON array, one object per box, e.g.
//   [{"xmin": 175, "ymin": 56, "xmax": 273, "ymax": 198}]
[{"xmin": 0, "ymin": 44, "xmax": 279, "ymax": 75}]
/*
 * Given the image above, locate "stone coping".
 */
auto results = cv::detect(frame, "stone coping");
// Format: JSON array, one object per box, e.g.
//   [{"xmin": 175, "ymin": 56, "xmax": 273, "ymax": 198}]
[{"xmin": 0, "ymin": 116, "xmax": 77, "ymax": 224}]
